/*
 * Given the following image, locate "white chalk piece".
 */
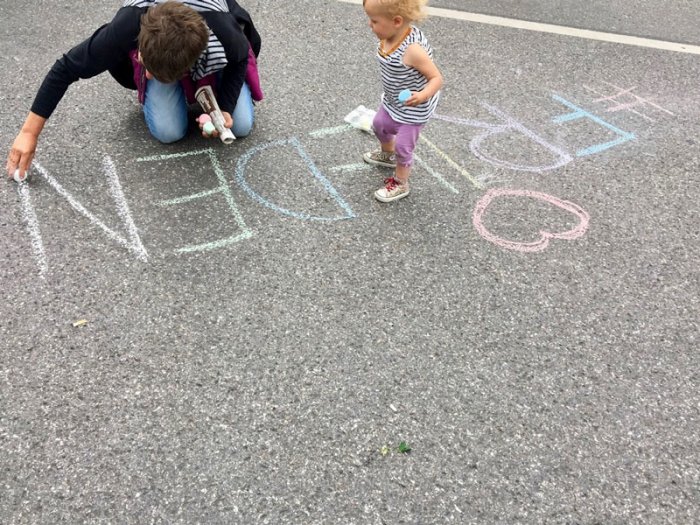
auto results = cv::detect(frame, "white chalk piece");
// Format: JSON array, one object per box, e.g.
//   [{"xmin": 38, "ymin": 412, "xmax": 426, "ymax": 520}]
[
  {"xmin": 203, "ymin": 121, "xmax": 216, "ymax": 135},
  {"xmin": 13, "ymin": 169, "xmax": 27, "ymax": 183},
  {"xmin": 398, "ymin": 90, "xmax": 411, "ymax": 103}
]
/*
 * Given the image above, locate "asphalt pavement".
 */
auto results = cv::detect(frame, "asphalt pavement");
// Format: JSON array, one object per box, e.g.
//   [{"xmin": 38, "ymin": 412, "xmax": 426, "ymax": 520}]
[{"xmin": 1, "ymin": 1, "xmax": 699, "ymax": 523}]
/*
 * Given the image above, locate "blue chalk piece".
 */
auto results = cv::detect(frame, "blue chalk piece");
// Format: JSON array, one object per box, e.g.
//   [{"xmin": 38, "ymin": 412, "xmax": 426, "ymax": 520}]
[{"xmin": 398, "ymin": 90, "xmax": 411, "ymax": 103}]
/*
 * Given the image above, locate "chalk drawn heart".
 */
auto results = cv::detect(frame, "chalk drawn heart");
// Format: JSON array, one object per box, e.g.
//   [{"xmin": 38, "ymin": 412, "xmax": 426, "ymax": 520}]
[{"xmin": 473, "ymin": 188, "xmax": 590, "ymax": 252}]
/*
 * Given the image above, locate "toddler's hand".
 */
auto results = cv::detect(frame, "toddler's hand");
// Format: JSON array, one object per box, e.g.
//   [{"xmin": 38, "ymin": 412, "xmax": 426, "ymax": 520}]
[{"xmin": 405, "ymin": 92, "xmax": 426, "ymax": 107}]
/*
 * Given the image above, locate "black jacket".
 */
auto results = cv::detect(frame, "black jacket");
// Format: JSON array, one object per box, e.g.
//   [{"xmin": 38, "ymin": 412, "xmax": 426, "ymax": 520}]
[{"xmin": 30, "ymin": 0, "xmax": 261, "ymax": 118}]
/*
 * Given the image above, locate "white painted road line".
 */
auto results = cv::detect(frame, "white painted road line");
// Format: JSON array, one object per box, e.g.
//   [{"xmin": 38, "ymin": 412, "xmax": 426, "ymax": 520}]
[{"xmin": 338, "ymin": 0, "xmax": 700, "ymax": 55}]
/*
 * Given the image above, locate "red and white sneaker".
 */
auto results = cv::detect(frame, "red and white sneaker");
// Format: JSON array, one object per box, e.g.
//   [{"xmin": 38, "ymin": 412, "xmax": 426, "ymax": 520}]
[{"xmin": 375, "ymin": 177, "xmax": 410, "ymax": 203}]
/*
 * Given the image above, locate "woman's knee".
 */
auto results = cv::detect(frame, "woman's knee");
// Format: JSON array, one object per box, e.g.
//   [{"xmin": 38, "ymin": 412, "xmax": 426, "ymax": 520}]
[
  {"xmin": 231, "ymin": 84, "xmax": 255, "ymax": 137},
  {"xmin": 149, "ymin": 120, "xmax": 188, "ymax": 144},
  {"xmin": 232, "ymin": 112, "xmax": 254, "ymax": 137},
  {"xmin": 143, "ymin": 79, "xmax": 188, "ymax": 143}
]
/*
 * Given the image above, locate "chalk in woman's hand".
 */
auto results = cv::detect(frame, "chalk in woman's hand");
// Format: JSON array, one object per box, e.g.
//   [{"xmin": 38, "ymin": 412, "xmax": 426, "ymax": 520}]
[
  {"xmin": 13, "ymin": 169, "xmax": 27, "ymax": 183},
  {"xmin": 203, "ymin": 121, "xmax": 216, "ymax": 135},
  {"xmin": 398, "ymin": 89, "xmax": 411, "ymax": 103},
  {"xmin": 198, "ymin": 113, "xmax": 212, "ymax": 125}
]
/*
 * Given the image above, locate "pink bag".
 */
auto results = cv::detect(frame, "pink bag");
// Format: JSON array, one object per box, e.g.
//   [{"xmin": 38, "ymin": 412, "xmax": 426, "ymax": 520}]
[
  {"xmin": 245, "ymin": 44, "xmax": 264, "ymax": 102},
  {"xmin": 131, "ymin": 45, "xmax": 263, "ymax": 104}
]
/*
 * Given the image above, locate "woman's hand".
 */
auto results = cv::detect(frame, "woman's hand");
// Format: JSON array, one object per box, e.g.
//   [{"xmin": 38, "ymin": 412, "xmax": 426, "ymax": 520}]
[
  {"xmin": 199, "ymin": 112, "xmax": 233, "ymax": 139},
  {"xmin": 6, "ymin": 112, "xmax": 46, "ymax": 180}
]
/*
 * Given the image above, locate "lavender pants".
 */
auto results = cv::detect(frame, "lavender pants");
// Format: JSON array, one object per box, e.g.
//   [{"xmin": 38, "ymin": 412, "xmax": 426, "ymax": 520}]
[{"xmin": 372, "ymin": 106, "xmax": 424, "ymax": 167}]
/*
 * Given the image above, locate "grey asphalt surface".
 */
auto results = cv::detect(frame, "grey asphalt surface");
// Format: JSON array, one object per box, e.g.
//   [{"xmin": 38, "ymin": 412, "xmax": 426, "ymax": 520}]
[
  {"xmin": 432, "ymin": 0, "xmax": 700, "ymax": 43},
  {"xmin": 1, "ymin": 1, "xmax": 699, "ymax": 523}
]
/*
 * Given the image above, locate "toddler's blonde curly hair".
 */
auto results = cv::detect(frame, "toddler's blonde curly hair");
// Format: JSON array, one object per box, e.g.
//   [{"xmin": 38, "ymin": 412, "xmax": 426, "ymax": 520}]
[{"xmin": 364, "ymin": 0, "xmax": 429, "ymax": 23}]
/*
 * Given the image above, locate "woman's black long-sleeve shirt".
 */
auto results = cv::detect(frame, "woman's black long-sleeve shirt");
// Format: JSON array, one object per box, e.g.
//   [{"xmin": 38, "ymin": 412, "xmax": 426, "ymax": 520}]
[{"xmin": 30, "ymin": 3, "xmax": 261, "ymax": 119}]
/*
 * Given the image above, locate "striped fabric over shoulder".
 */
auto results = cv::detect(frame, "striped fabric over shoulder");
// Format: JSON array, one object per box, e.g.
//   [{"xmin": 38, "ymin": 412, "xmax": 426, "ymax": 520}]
[
  {"xmin": 123, "ymin": 0, "xmax": 230, "ymax": 80},
  {"xmin": 123, "ymin": 0, "xmax": 229, "ymax": 11},
  {"xmin": 377, "ymin": 26, "xmax": 440, "ymax": 125},
  {"xmin": 191, "ymin": 31, "xmax": 229, "ymax": 80}
]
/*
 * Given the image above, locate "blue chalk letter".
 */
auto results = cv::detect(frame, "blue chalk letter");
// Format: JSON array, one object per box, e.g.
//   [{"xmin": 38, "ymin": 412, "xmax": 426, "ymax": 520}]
[{"xmin": 552, "ymin": 95, "xmax": 635, "ymax": 157}]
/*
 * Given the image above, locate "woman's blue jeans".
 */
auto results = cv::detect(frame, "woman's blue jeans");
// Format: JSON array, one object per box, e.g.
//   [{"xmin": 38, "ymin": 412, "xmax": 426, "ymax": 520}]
[{"xmin": 143, "ymin": 81, "xmax": 255, "ymax": 143}]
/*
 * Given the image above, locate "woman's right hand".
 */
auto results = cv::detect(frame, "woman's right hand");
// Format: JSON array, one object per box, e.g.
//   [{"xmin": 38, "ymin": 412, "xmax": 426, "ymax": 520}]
[
  {"xmin": 6, "ymin": 112, "xmax": 46, "ymax": 180},
  {"xmin": 6, "ymin": 131, "xmax": 38, "ymax": 180}
]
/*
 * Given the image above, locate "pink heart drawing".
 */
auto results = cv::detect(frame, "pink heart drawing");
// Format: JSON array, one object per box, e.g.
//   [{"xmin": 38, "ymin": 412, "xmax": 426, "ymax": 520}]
[{"xmin": 473, "ymin": 188, "xmax": 590, "ymax": 252}]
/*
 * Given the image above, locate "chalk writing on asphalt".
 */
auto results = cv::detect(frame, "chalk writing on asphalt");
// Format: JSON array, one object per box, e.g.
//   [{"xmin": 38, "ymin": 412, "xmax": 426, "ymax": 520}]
[
  {"xmin": 583, "ymin": 81, "xmax": 676, "ymax": 123},
  {"xmin": 17, "ymin": 85, "xmax": 663, "ymax": 277}
]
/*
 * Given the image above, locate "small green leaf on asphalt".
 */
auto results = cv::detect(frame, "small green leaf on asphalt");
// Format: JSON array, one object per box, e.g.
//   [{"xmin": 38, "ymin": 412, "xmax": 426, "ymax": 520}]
[{"xmin": 397, "ymin": 441, "xmax": 411, "ymax": 454}]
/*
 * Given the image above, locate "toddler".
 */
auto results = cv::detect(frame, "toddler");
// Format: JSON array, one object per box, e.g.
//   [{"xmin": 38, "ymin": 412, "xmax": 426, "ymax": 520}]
[{"xmin": 362, "ymin": 0, "xmax": 443, "ymax": 202}]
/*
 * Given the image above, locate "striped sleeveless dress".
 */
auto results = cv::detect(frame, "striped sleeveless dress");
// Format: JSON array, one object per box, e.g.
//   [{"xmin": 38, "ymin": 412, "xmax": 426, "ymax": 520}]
[{"xmin": 377, "ymin": 26, "xmax": 440, "ymax": 125}]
